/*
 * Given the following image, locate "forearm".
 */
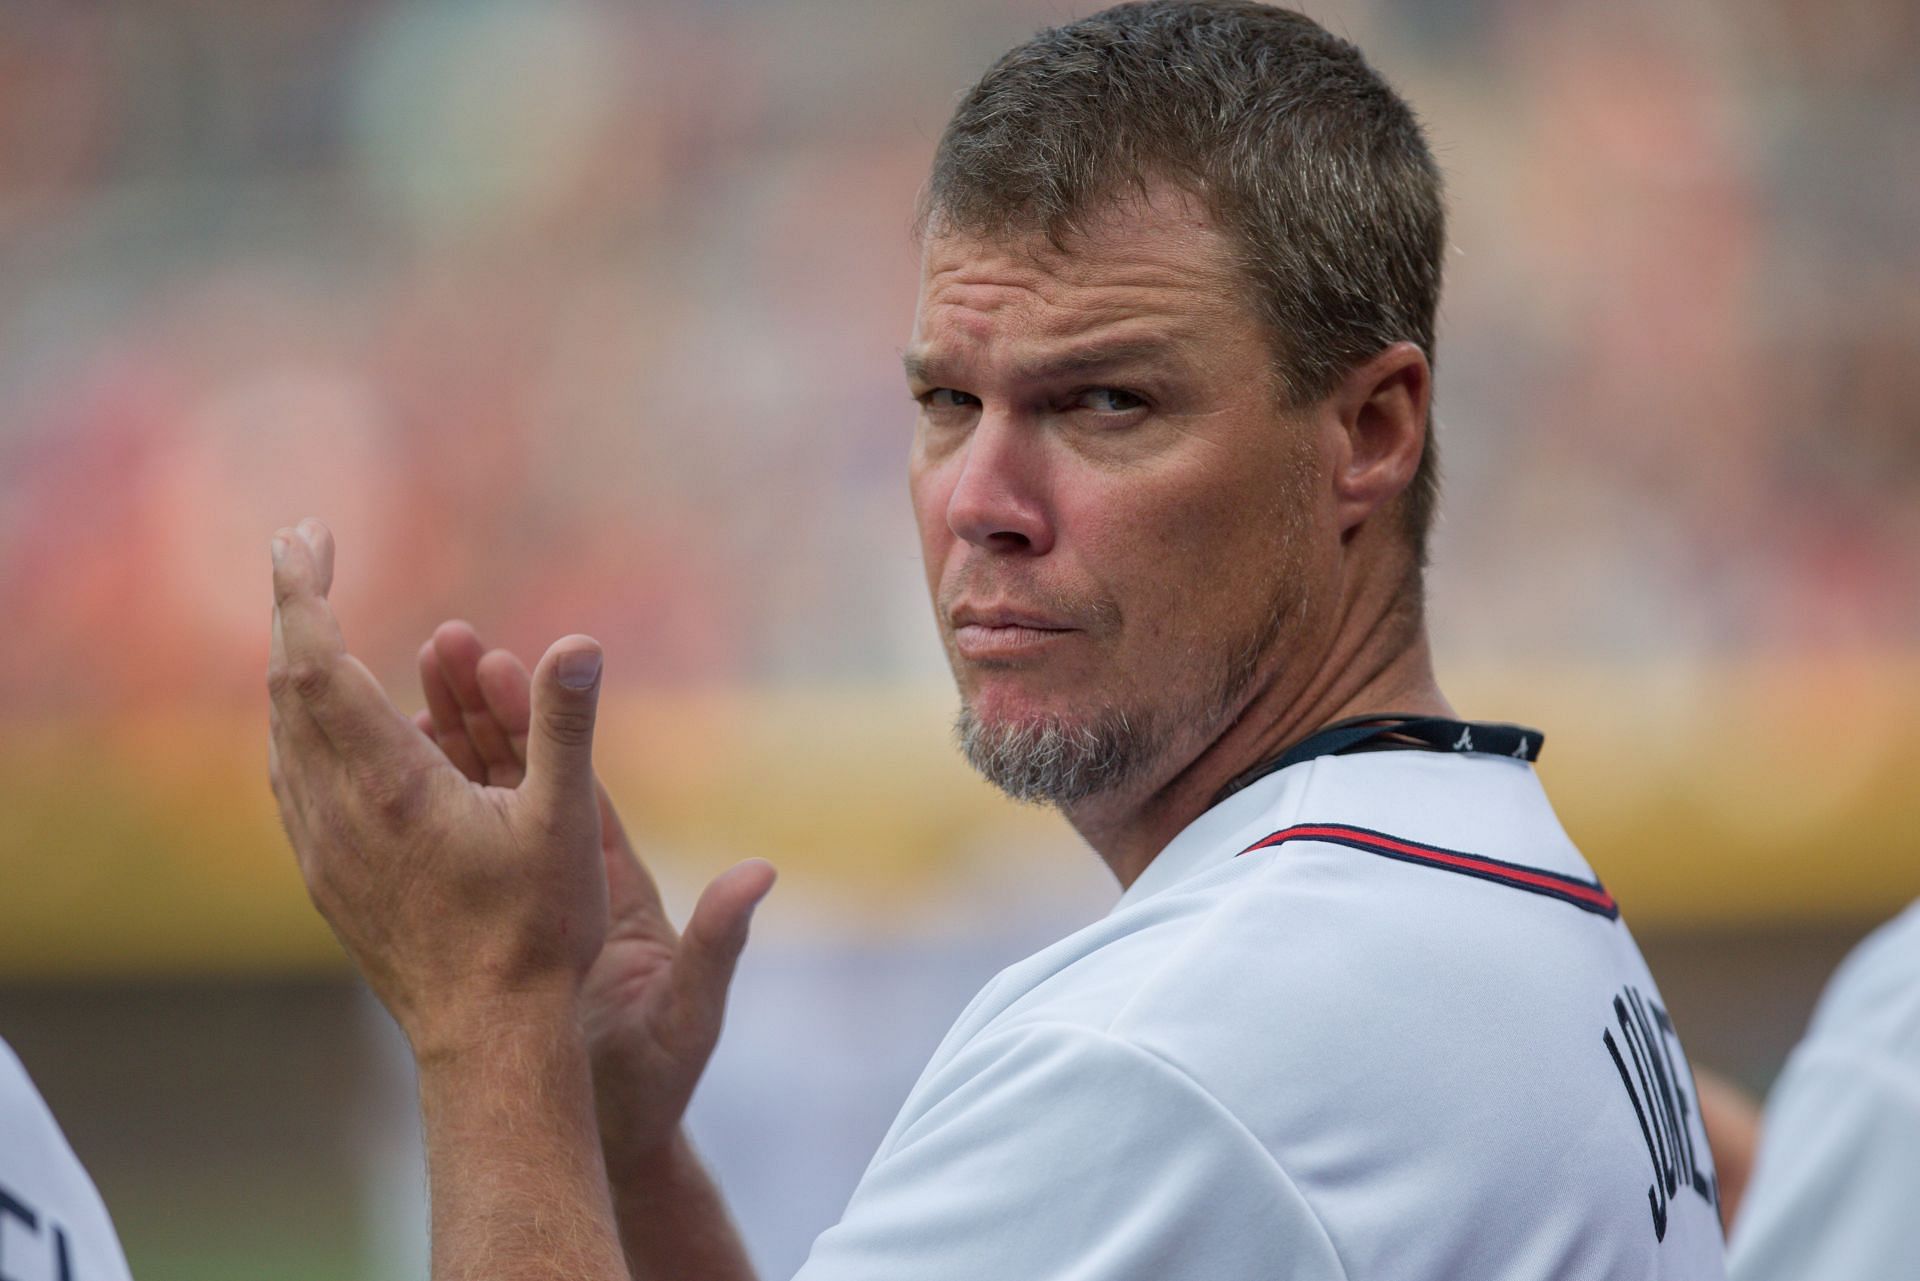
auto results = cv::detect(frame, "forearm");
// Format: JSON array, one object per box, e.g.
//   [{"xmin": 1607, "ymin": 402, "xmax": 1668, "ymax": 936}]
[
  {"xmin": 608, "ymin": 1130, "xmax": 759, "ymax": 1281},
  {"xmin": 417, "ymin": 995, "xmax": 629, "ymax": 1281}
]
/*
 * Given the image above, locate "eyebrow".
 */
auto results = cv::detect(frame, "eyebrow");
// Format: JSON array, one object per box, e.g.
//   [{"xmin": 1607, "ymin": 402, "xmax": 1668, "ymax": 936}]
[{"xmin": 901, "ymin": 340, "xmax": 1179, "ymax": 388}]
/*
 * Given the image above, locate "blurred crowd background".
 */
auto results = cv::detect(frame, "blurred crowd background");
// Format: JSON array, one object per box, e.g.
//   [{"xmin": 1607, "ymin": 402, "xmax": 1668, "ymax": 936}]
[{"xmin": 0, "ymin": 0, "xmax": 1914, "ymax": 1277}]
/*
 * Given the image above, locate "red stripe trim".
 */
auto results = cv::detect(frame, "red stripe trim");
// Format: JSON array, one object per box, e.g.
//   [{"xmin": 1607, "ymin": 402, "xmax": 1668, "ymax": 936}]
[{"xmin": 1240, "ymin": 823, "xmax": 1618, "ymax": 916}]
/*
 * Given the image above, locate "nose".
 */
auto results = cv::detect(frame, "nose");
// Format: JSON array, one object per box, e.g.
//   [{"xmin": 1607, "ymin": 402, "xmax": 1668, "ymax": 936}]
[{"xmin": 944, "ymin": 413, "xmax": 1053, "ymax": 555}]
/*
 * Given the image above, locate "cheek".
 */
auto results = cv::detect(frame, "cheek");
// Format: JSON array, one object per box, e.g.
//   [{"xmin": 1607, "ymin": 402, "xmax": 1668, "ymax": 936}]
[
  {"xmin": 908, "ymin": 454, "xmax": 956, "ymax": 579},
  {"xmin": 1051, "ymin": 485, "xmax": 1200, "ymax": 652},
  {"xmin": 1077, "ymin": 466, "xmax": 1239, "ymax": 574},
  {"xmin": 1077, "ymin": 474, "xmax": 1297, "ymax": 638}
]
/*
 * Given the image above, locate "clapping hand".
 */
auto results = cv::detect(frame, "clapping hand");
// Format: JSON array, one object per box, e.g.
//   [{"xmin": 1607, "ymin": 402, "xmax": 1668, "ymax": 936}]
[
  {"xmin": 267, "ymin": 518, "xmax": 613, "ymax": 1053},
  {"xmin": 413, "ymin": 621, "xmax": 775, "ymax": 1177},
  {"xmin": 268, "ymin": 518, "xmax": 773, "ymax": 1279}
]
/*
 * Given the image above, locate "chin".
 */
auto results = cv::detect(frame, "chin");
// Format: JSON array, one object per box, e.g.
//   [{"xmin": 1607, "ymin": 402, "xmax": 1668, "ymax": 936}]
[
  {"xmin": 955, "ymin": 677, "xmax": 1084, "ymax": 735},
  {"xmin": 954, "ymin": 696, "xmax": 1147, "ymax": 807}
]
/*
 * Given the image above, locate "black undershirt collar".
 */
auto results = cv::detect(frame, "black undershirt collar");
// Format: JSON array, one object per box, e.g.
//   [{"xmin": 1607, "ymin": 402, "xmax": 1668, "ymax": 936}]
[{"xmin": 1211, "ymin": 713, "xmax": 1545, "ymax": 808}]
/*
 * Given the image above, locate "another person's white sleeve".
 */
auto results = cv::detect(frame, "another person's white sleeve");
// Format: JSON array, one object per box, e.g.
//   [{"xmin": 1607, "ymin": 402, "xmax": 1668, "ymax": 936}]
[
  {"xmin": 1728, "ymin": 904, "xmax": 1920, "ymax": 1281},
  {"xmin": 0, "ymin": 1038, "xmax": 135, "ymax": 1281},
  {"xmin": 792, "ymin": 1020, "xmax": 1347, "ymax": 1281}
]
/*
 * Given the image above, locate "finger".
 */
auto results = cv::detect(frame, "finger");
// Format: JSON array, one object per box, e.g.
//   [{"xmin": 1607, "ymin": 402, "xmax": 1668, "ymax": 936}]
[
  {"xmin": 598, "ymin": 781, "xmax": 668, "ymax": 929},
  {"xmin": 418, "ymin": 640, "xmax": 486, "ymax": 782},
  {"xmin": 270, "ymin": 521, "xmax": 425, "ymax": 763},
  {"xmin": 268, "ymin": 727, "xmax": 302, "ymax": 840},
  {"xmin": 404, "ymin": 710, "xmax": 451, "ymax": 761},
  {"xmin": 418, "ymin": 637, "xmax": 466, "ymax": 736},
  {"xmin": 268, "ymin": 592, "xmax": 329, "ymax": 758},
  {"xmin": 296, "ymin": 515, "xmax": 334, "ymax": 596},
  {"xmin": 268, "ymin": 703, "xmax": 321, "ymax": 873},
  {"xmin": 432, "ymin": 620, "xmax": 521, "ymax": 778},
  {"xmin": 267, "ymin": 713, "xmax": 293, "ymax": 817},
  {"xmin": 521, "ymin": 635, "xmax": 604, "ymax": 824},
  {"xmin": 267, "ymin": 586, "xmax": 337, "ymax": 881},
  {"xmin": 475, "ymin": 648, "xmax": 533, "ymax": 767},
  {"xmin": 672, "ymin": 860, "xmax": 777, "ymax": 1018}
]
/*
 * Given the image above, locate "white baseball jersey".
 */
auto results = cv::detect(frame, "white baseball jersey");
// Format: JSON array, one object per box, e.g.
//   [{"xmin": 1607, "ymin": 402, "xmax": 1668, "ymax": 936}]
[
  {"xmin": 795, "ymin": 747, "xmax": 1726, "ymax": 1279},
  {"xmin": 0, "ymin": 1038, "xmax": 133, "ymax": 1281},
  {"xmin": 1728, "ymin": 899, "xmax": 1920, "ymax": 1280}
]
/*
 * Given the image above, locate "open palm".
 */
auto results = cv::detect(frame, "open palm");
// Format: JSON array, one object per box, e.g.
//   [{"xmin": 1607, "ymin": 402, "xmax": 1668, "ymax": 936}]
[{"xmin": 414, "ymin": 621, "xmax": 775, "ymax": 1173}]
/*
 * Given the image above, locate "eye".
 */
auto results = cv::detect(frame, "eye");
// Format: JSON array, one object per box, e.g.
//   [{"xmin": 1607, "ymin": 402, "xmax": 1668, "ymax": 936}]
[
  {"xmin": 918, "ymin": 388, "xmax": 981, "ymax": 411},
  {"xmin": 1073, "ymin": 387, "xmax": 1147, "ymax": 414}
]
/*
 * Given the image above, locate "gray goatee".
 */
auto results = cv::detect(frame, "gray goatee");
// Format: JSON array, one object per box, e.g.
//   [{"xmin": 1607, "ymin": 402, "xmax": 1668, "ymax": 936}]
[{"xmin": 954, "ymin": 703, "xmax": 1152, "ymax": 806}]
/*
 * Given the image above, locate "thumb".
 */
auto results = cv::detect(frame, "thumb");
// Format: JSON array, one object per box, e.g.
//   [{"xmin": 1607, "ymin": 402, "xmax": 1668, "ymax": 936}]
[
  {"xmin": 524, "ymin": 634, "xmax": 604, "ymax": 820},
  {"xmin": 674, "ymin": 860, "xmax": 778, "ymax": 1019}
]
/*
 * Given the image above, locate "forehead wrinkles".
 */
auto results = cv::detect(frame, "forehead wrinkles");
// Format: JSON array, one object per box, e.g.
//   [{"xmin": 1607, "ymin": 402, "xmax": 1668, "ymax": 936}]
[{"xmin": 916, "ymin": 239, "xmax": 1236, "ymax": 358}]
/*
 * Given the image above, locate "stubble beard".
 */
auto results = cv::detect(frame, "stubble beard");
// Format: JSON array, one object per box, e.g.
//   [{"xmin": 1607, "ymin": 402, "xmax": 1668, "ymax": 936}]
[
  {"xmin": 953, "ymin": 576, "xmax": 1303, "ymax": 809},
  {"xmin": 946, "ymin": 395, "xmax": 1320, "ymax": 811}
]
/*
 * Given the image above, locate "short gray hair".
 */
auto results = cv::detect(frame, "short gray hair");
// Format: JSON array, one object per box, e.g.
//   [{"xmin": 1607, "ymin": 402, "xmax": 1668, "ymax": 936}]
[{"xmin": 925, "ymin": 0, "xmax": 1446, "ymax": 563}]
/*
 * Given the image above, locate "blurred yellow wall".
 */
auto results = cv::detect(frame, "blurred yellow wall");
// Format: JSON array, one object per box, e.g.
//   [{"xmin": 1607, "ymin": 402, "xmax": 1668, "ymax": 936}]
[{"xmin": 5, "ymin": 656, "xmax": 1915, "ymax": 978}]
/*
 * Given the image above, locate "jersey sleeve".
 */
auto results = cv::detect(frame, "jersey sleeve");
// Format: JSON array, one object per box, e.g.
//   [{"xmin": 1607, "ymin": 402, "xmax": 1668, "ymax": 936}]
[
  {"xmin": 791, "ymin": 1020, "xmax": 1347, "ymax": 1281},
  {"xmin": 0, "ymin": 1039, "xmax": 135, "ymax": 1281}
]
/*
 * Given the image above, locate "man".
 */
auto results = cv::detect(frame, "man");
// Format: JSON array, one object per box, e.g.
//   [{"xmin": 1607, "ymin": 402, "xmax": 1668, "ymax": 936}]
[{"xmin": 266, "ymin": 3, "xmax": 1728, "ymax": 1277}]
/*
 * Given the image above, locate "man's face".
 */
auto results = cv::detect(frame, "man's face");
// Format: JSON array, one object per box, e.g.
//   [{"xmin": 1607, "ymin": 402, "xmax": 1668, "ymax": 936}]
[{"xmin": 905, "ymin": 189, "xmax": 1335, "ymax": 805}]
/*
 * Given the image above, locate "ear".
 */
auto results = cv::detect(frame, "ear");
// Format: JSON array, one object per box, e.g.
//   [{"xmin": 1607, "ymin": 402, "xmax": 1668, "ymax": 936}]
[{"xmin": 1325, "ymin": 342, "xmax": 1431, "ymax": 536}]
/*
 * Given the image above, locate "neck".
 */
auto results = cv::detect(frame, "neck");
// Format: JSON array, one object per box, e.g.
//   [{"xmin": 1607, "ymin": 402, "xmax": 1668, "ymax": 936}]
[{"xmin": 1064, "ymin": 581, "xmax": 1452, "ymax": 889}]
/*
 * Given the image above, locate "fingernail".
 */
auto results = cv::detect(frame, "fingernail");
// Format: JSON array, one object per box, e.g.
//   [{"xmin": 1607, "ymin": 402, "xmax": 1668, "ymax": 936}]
[
  {"xmin": 556, "ymin": 649, "xmax": 602, "ymax": 690},
  {"xmin": 271, "ymin": 536, "xmax": 287, "ymax": 565}
]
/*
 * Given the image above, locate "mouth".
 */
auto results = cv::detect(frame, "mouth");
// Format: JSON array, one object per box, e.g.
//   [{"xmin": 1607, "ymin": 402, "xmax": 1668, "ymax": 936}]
[{"xmin": 949, "ymin": 605, "xmax": 1077, "ymax": 661}]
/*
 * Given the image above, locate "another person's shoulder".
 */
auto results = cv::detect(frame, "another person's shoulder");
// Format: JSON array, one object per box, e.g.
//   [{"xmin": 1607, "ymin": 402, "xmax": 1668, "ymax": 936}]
[
  {"xmin": 0, "ymin": 1036, "xmax": 136, "ymax": 1281},
  {"xmin": 1800, "ymin": 898, "xmax": 1920, "ymax": 1048},
  {"xmin": 1727, "ymin": 900, "xmax": 1920, "ymax": 1281}
]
